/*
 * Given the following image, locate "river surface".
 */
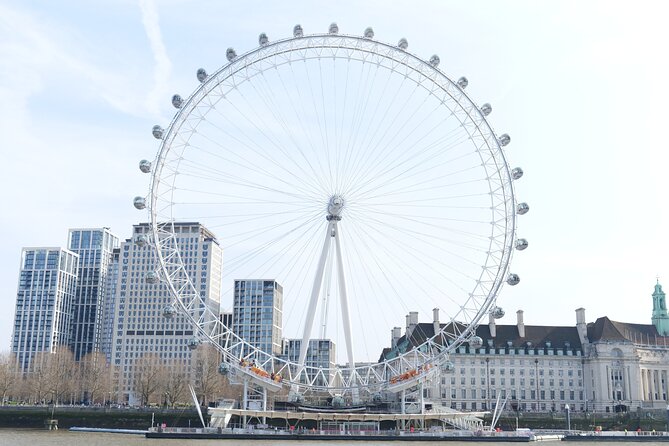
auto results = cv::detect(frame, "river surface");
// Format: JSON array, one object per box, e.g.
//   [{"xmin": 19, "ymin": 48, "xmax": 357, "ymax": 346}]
[{"xmin": 1, "ymin": 429, "xmax": 669, "ymax": 446}]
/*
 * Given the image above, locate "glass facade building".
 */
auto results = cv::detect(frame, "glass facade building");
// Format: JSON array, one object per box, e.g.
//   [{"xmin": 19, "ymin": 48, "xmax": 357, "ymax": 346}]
[
  {"xmin": 111, "ymin": 222, "xmax": 222, "ymax": 404},
  {"xmin": 282, "ymin": 339, "xmax": 336, "ymax": 385},
  {"xmin": 100, "ymin": 247, "xmax": 120, "ymax": 363},
  {"xmin": 68, "ymin": 228, "xmax": 119, "ymax": 360},
  {"xmin": 11, "ymin": 247, "xmax": 79, "ymax": 372},
  {"xmin": 233, "ymin": 279, "xmax": 283, "ymax": 357}
]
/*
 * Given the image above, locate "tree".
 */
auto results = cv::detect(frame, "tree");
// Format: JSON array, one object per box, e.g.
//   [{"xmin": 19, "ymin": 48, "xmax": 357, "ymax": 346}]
[
  {"xmin": 162, "ymin": 359, "xmax": 189, "ymax": 407},
  {"xmin": 192, "ymin": 344, "xmax": 225, "ymax": 406},
  {"xmin": 0, "ymin": 352, "xmax": 18, "ymax": 404},
  {"xmin": 79, "ymin": 352, "xmax": 110, "ymax": 404},
  {"xmin": 43, "ymin": 347, "xmax": 75, "ymax": 404},
  {"xmin": 27, "ymin": 352, "xmax": 50, "ymax": 404},
  {"xmin": 133, "ymin": 353, "xmax": 163, "ymax": 406}
]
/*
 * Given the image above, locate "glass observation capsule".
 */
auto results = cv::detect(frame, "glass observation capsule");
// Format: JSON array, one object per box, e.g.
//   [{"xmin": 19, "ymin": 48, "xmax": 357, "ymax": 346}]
[
  {"xmin": 457, "ymin": 77, "xmax": 468, "ymax": 89},
  {"xmin": 196, "ymin": 68, "xmax": 208, "ymax": 83},
  {"xmin": 398, "ymin": 38, "xmax": 408, "ymax": 50},
  {"xmin": 331, "ymin": 395, "xmax": 345, "ymax": 407},
  {"xmin": 499, "ymin": 133, "xmax": 511, "ymax": 146},
  {"xmin": 139, "ymin": 159, "xmax": 151, "ymax": 173},
  {"xmin": 469, "ymin": 336, "xmax": 484, "ymax": 348},
  {"xmin": 218, "ymin": 362, "xmax": 230, "ymax": 375},
  {"xmin": 517, "ymin": 202, "xmax": 530, "ymax": 215},
  {"xmin": 515, "ymin": 238, "xmax": 529, "ymax": 250},
  {"xmin": 480, "ymin": 103, "xmax": 492, "ymax": 116},
  {"xmin": 491, "ymin": 306, "xmax": 505, "ymax": 319},
  {"xmin": 442, "ymin": 360, "xmax": 455, "ymax": 372},
  {"xmin": 328, "ymin": 23, "xmax": 339, "ymax": 34},
  {"xmin": 507, "ymin": 274, "xmax": 521, "ymax": 286},
  {"xmin": 226, "ymin": 48, "xmax": 237, "ymax": 62},
  {"xmin": 152, "ymin": 125, "xmax": 163, "ymax": 139},
  {"xmin": 293, "ymin": 24, "xmax": 304, "ymax": 37},
  {"xmin": 511, "ymin": 167, "xmax": 524, "ymax": 180},
  {"xmin": 187, "ymin": 337, "xmax": 201, "ymax": 350},
  {"xmin": 429, "ymin": 55, "xmax": 440, "ymax": 67},
  {"xmin": 135, "ymin": 234, "xmax": 148, "ymax": 247},
  {"xmin": 171, "ymin": 94, "xmax": 183, "ymax": 109},
  {"xmin": 144, "ymin": 271, "xmax": 159, "ymax": 284},
  {"xmin": 133, "ymin": 196, "xmax": 146, "ymax": 210},
  {"xmin": 162, "ymin": 304, "xmax": 177, "ymax": 318},
  {"xmin": 363, "ymin": 27, "xmax": 374, "ymax": 39},
  {"xmin": 258, "ymin": 33, "xmax": 269, "ymax": 46}
]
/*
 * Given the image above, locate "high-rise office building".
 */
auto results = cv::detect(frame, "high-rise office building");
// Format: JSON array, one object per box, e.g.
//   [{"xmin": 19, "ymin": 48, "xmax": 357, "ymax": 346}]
[
  {"xmin": 282, "ymin": 339, "xmax": 336, "ymax": 385},
  {"xmin": 68, "ymin": 228, "xmax": 119, "ymax": 360},
  {"xmin": 232, "ymin": 279, "xmax": 283, "ymax": 357},
  {"xmin": 100, "ymin": 247, "xmax": 120, "ymax": 363},
  {"xmin": 111, "ymin": 222, "xmax": 222, "ymax": 404},
  {"xmin": 11, "ymin": 248, "xmax": 79, "ymax": 372}
]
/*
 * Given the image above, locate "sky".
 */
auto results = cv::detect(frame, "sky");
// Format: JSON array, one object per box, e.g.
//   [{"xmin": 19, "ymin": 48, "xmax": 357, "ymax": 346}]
[{"xmin": 1, "ymin": 0, "xmax": 669, "ymax": 356}]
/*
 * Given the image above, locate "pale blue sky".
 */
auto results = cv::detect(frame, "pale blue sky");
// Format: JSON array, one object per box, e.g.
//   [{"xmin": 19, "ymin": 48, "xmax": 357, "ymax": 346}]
[{"xmin": 1, "ymin": 0, "xmax": 668, "ymax": 355}]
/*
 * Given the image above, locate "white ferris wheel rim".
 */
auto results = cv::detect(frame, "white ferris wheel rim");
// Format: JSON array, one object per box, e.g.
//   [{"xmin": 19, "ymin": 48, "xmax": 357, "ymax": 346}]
[{"xmin": 146, "ymin": 29, "xmax": 519, "ymax": 393}]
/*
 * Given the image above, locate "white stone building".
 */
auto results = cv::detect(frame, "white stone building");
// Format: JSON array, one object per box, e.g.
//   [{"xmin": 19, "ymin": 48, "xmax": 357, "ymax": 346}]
[{"xmin": 111, "ymin": 222, "xmax": 222, "ymax": 404}]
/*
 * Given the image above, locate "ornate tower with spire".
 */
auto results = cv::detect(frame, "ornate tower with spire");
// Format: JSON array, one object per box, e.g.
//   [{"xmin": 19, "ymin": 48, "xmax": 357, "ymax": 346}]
[{"xmin": 651, "ymin": 279, "xmax": 669, "ymax": 335}]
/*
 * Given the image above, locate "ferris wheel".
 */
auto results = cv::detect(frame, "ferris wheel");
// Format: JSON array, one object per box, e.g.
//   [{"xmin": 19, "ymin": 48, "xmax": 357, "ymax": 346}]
[{"xmin": 134, "ymin": 23, "xmax": 528, "ymax": 399}]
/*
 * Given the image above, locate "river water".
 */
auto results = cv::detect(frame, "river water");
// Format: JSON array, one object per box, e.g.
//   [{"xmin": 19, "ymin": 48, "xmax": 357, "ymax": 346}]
[{"xmin": 2, "ymin": 429, "xmax": 669, "ymax": 446}]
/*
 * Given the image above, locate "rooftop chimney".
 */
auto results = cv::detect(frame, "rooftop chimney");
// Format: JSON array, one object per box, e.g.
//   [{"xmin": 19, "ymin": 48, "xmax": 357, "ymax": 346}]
[
  {"xmin": 489, "ymin": 312, "xmax": 496, "ymax": 338},
  {"xmin": 433, "ymin": 308, "xmax": 440, "ymax": 337},
  {"xmin": 575, "ymin": 307, "xmax": 588, "ymax": 345},
  {"xmin": 406, "ymin": 311, "xmax": 419, "ymax": 338},
  {"xmin": 392, "ymin": 327, "xmax": 402, "ymax": 348},
  {"xmin": 517, "ymin": 310, "xmax": 525, "ymax": 338}
]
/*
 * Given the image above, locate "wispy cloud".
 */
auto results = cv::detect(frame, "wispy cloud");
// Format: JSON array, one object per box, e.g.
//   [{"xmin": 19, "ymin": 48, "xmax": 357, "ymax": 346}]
[{"xmin": 139, "ymin": 0, "xmax": 172, "ymax": 118}]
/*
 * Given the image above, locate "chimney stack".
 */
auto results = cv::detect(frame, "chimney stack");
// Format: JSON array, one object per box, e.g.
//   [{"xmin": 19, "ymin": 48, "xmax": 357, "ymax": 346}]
[
  {"xmin": 433, "ymin": 308, "xmax": 440, "ymax": 337},
  {"xmin": 489, "ymin": 312, "xmax": 497, "ymax": 338},
  {"xmin": 517, "ymin": 310, "xmax": 525, "ymax": 338},
  {"xmin": 406, "ymin": 312, "xmax": 419, "ymax": 338},
  {"xmin": 575, "ymin": 307, "xmax": 589, "ymax": 345},
  {"xmin": 392, "ymin": 327, "xmax": 402, "ymax": 348}
]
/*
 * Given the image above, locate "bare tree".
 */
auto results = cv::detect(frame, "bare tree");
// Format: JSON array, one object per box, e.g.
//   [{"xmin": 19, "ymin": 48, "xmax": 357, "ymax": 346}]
[
  {"xmin": 43, "ymin": 347, "xmax": 75, "ymax": 404},
  {"xmin": 192, "ymin": 344, "xmax": 224, "ymax": 406},
  {"xmin": 133, "ymin": 353, "xmax": 163, "ymax": 406},
  {"xmin": 27, "ymin": 352, "xmax": 50, "ymax": 404},
  {"xmin": 162, "ymin": 359, "xmax": 189, "ymax": 407},
  {"xmin": 79, "ymin": 352, "xmax": 110, "ymax": 404},
  {"xmin": 0, "ymin": 352, "xmax": 18, "ymax": 404}
]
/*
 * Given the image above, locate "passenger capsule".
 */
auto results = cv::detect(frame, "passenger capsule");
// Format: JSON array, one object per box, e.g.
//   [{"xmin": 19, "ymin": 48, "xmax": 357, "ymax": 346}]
[
  {"xmin": 397, "ymin": 38, "xmax": 408, "ymax": 50},
  {"xmin": 329, "ymin": 23, "xmax": 339, "ymax": 34},
  {"xmin": 144, "ymin": 271, "xmax": 159, "ymax": 284},
  {"xmin": 515, "ymin": 238, "xmax": 529, "ymax": 251},
  {"xmin": 511, "ymin": 167, "xmax": 524, "ymax": 180},
  {"xmin": 372, "ymin": 392, "xmax": 383, "ymax": 403},
  {"xmin": 469, "ymin": 336, "xmax": 483, "ymax": 348},
  {"xmin": 429, "ymin": 55, "xmax": 440, "ymax": 67},
  {"xmin": 187, "ymin": 337, "xmax": 201, "ymax": 350},
  {"xmin": 517, "ymin": 202, "xmax": 530, "ymax": 215},
  {"xmin": 507, "ymin": 274, "xmax": 521, "ymax": 286},
  {"xmin": 289, "ymin": 392, "xmax": 304, "ymax": 403},
  {"xmin": 258, "ymin": 33, "xmax": 269, "ymax": 46},
  {"xmin": 363, "ymin": 27, "xmax": 374, "ymax": 39},
  {"xmin": 133, "ymin": 196, "xmax": 146, "ymax": 210},
  {"xmin": 162, "ymin": 304, "xmax": 177, "ymax": 318},
  {"xmin": 442, "ymin": 360, "xmax": 455, "ymax": 372},
  {"xmin": 139, "ymin": 159, "xmax": 151, "ymax": 174},
  {"xmin": 196, "ymin": 68, "xmax": 208, "ymax": 83},
  {"xmin": 152, "ymin": 125, "xmax": 163, "ymax": 139},
  {"xmin": 171, "ymin": 94, "xmax": 183, "ymax": 109},
  {"xmin": 293, "ymin": 24, "xmax": 304, "ymax": 37},
  {"xmin": 457, "ymin": 76, "xmax": 468, "ymax": 89},
  {"xmin": 331, "ymin": 395, "xmax": 345, "ymax": 408},
  {"xmin": 135, "ymin": 234, "xmax": 148, "ymax": 247},
  {"xmin": 218, "ymin": 362, "xmax": 230, "ymax": 375},
  {"xmin": 498, "ymin": 133, "xmax": 511, "ymax": 146},
  {"xmin": 491, "ymin": 306, "xmax": 505, "ymax": 319},
  {"xmin": 226, "ymin": 48, "xmax": 237, "ymax": 62},
  {"xmin": 480, "ymin": 103, "xmax": 492, "ymax": 116}
]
